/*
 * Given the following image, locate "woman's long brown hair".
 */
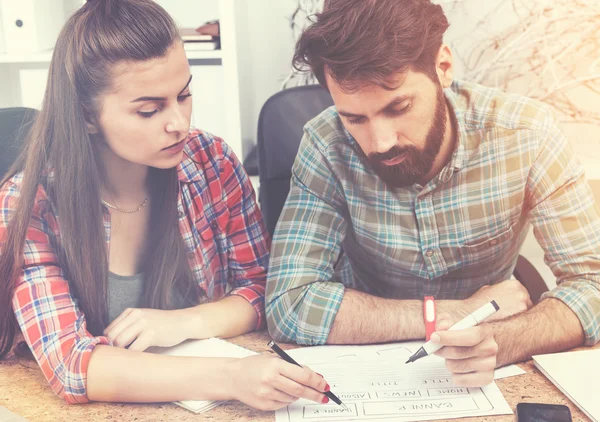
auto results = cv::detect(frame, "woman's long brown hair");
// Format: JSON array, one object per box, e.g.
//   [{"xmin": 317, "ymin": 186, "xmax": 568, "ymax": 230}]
[{"xmin": 0, "ymin": 0, "xmax": 199, "ymax": 359}]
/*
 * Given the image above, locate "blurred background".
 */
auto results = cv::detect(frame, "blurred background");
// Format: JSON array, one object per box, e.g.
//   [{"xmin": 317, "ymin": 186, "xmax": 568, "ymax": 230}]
[{"xmin": 1, "ymin": 0, "xmax": 599, "ymax": 287}]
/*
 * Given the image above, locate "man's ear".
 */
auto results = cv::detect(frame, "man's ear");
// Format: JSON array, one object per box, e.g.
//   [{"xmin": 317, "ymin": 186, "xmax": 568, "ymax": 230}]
[{"xmin": 435, "ymin": 44, "xmax": 454, "ymax": 88}]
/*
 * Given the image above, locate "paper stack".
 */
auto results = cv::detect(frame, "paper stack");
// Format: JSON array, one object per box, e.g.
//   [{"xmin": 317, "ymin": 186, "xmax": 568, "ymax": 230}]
[{"xmin": 150, "ymin": 337, "xmax": 256, "ymax": 413}]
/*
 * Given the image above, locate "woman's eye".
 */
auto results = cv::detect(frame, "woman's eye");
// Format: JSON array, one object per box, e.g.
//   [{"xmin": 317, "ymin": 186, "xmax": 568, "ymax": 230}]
[
  {"xmin": 178, "ymin": 93, "xmax": 192, "ymax": 102},
  {"xmin": 138, "ymin": 110, "xmax": 159, "ymax": 118}
]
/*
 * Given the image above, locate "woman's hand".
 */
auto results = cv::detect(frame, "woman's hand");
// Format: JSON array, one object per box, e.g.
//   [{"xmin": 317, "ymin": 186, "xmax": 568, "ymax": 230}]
[
  {"xmin": 227, "ymin": 354, "xmax": 330, "ymax": 411},
  {"xmin": 104, "ymin": 308, "xmax": 189, "ymax": 351}
]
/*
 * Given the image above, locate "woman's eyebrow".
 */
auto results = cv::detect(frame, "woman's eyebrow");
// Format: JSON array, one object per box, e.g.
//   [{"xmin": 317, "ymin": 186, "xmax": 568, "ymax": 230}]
[{"xmin": 130, "ymin": 74, "xmax": 193, "ymax": 103}]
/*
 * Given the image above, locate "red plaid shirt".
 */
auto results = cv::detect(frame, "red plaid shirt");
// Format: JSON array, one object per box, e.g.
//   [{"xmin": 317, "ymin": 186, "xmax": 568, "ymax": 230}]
[{"xmin": 0, "ymin": 130, "xmax": 270, "ymax": 403}]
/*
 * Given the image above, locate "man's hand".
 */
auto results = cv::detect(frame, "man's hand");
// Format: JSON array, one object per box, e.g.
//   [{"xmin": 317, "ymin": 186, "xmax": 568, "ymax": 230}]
[
  {"xmin": 104, "ymin": 308, "xmax": 189, "ymax": 352},
  {"xmin": 432, "ymin": 319, "xmax": 498, "ymax": 387},
  {"xmin": 465, "ymin": 279, "xmax": 533, "ymax": 321}
]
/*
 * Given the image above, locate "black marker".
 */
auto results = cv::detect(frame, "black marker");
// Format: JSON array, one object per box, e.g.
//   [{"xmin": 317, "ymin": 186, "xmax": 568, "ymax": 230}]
[{"xmin": 268, "ymin": 340, "xmax": 347, "ymax": 409}]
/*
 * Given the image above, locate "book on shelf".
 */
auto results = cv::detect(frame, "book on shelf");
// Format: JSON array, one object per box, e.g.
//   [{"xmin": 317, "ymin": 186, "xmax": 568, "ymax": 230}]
[{"xmin": 180, "ymin": 27, "xmax": 218, "ymax": 42}]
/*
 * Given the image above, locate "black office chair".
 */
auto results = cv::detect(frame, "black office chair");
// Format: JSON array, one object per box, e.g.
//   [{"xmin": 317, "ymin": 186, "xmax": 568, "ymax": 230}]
[
  {"xmin": 257, "ymin": 85, "xmax": 334, "ymax": 235},
  {"xmin": 0, "ymin": 107, "xmax": 38, "ymax": 178},
  {"xmin": 256, "ymin": 85, "xmax": 547, "ymax": 301}
]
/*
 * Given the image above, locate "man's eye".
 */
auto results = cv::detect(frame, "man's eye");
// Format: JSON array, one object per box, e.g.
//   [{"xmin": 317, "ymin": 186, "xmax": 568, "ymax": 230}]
[
  {"xmin": 390, "ymin": 103, "xmax": 412, "ymax": 115},
  {"xmin": 347, "ymin": 117, "xmax": 365, "ymax": 125}
]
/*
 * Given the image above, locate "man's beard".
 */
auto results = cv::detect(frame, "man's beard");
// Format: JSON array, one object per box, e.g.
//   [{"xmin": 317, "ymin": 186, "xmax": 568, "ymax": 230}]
[{"xmin": 368, "ymin": 85, "xmax": 447, "ymax": 188}]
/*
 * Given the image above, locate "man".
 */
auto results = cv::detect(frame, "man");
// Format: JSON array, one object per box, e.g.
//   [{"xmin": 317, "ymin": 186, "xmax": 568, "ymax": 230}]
[{"xmin": 266, "ymin": 0, "xmax": 600, "ymax": 387}]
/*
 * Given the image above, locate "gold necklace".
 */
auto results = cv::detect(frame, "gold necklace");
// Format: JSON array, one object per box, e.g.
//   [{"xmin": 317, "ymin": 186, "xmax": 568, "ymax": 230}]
[{"xmin": 101, "ymin": 197, "xmax": 149, "ymax": 213}]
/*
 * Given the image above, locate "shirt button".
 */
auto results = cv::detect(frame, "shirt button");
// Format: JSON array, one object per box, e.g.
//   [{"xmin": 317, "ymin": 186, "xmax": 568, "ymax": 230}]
[
  {"xmin": 490, "ymin": 239, "xmax": 498, "ymax": 246},
  {"xmin": 425, "ymin": 249, "xmax": 434, "ymax": 257},
  {"xmin": 178, "ymin": 210, "xmax": 185, "ymax": 218}
]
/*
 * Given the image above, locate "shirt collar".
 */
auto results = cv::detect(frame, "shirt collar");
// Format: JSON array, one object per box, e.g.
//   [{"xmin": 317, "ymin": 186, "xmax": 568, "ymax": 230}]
[
  {"xmin": 431, "ymin": 84, "xmax": 472, "ymax": 190},
  {"xmin": 443, "ymin": 84, "xmax": 468, "ymax": 174},
  {"xmin": 177, "ymin": 139, "xmax": 204, "ymax": 183}
]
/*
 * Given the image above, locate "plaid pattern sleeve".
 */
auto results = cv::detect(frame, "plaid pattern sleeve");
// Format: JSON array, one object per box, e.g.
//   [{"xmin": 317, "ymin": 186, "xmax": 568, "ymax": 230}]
[
  {"xmin": 266, "ymin": 129, "xmax": 348, "ymax": 345},
  {"xmin": 0, "ymin": 178, "xmax": 110, "ymax": 404},
  {"xmin": 531, "ymin": 115, "xmax": 600, "ymax": 345},
  {"xmin": 219, "ymin": 140, "xmax": 270, "ymax": 328}
]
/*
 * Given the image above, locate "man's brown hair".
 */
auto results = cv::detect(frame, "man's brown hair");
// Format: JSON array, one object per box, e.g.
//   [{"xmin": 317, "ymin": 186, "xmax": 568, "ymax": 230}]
[{"xmin": 293, "ymin": 0, "xmax": 450, "ymax": 92}]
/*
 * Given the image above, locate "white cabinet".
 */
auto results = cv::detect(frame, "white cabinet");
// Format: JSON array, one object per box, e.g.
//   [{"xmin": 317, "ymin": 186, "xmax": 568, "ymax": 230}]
[{"xmin": 0, "ymin": 0, "xmax": 252, "ymax": 160}]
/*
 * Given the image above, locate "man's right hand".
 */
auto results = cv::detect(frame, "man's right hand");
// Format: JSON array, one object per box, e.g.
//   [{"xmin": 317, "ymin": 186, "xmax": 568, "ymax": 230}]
[{"xmin": 464, "ymin": 279, "xmax": 533, "ymax": 321}]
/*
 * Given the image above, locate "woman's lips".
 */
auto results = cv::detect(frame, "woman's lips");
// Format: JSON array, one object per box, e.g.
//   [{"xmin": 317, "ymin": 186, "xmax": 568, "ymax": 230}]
[{"xmin": 162, "ymin": 138, "xmax": 186, "ymax": 153}]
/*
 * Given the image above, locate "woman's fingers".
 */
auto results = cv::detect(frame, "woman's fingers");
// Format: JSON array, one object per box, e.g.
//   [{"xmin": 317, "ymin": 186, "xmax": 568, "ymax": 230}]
[
  {"xmin": 279, "ymin": 362, "xmax": 328, "ymax": 392},
  {"xmin": 128, "ymin": 334, "xmax": 152, "ymax": 352},
  {"xmin": 269, "ymin": 388, "xmax": 299, "ymax": 404},
  {"xmin": 104, "ymin": 307, "xmax": 135, "ymax": 335},
  {"xmin": 111, "ymin": 320, "xmax": 145, "ymax": 348},
  {"xmin": 272, "ymin": 368, "xmax": 328, "ymax": 404}
]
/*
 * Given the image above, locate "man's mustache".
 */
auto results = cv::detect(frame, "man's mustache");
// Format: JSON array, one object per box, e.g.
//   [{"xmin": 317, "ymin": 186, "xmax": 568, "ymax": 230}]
[{"xmin": 369, "ymin": 146, "xmax": 414, "ymax": 162}]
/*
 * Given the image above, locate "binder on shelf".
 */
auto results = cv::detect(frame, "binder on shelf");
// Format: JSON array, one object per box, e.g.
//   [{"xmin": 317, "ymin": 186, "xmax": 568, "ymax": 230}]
[{"xmin": 0, "ymin": 0, "xmax": 64, "ymax": 54}]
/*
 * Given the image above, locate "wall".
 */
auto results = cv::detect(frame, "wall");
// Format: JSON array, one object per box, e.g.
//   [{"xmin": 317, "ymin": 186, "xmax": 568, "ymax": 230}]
[
  {"xmin": 0, "ymin": 0, "xmax": 298, "ymax": 162},
  {"xmin": 439, "ymin": 0, "xmax": 600, "ymax": 178},
  {"xmin": 243, "ymin": 0, "xmax": 297, "ymax": 155}
]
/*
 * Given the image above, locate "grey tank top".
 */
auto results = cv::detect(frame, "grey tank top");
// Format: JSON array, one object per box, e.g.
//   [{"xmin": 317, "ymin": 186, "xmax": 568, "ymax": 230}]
[
  {"xmin": 108, "ymin": 272, "xmax": 145, "ymax": 323},
  {"xmin": 108, "ymin": 272, "xmax": 190, "ymax": 323}
]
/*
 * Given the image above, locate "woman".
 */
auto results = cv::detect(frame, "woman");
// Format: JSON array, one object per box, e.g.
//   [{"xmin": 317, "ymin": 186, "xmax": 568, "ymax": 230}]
[{"xmin": 0, "ymin": 0, "xmax": 329, "ymax": 410}]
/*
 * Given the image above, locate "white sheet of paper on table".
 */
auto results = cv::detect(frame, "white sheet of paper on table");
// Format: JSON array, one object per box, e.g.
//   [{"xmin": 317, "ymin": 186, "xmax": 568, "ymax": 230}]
[
  {"xmin": 287, "ymin": 341, "xmax": 525, "ymax": 380},
  {"xmin": 276, "ymin": 341, "xmax": 514, "ymax": 422},
  {"xmin": 493, "ymin": 364, "xmax": 526, "ymax": 379}
]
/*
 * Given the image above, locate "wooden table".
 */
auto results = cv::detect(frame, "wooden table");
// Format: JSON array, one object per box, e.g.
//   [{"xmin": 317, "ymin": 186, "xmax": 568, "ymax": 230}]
[
  {"xmin": 0, "ymin": 330, "xmax": 590, "ymax": 421},
  {"xmin": 2, "ymin": 181, "xmax": 599, "ymax": 420}
]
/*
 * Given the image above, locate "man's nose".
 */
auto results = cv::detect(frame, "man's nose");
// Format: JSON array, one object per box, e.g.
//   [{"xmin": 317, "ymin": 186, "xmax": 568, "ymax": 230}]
[{"xmin": 369, "ymin": 124, "xmax": 397, "ymax": 154}]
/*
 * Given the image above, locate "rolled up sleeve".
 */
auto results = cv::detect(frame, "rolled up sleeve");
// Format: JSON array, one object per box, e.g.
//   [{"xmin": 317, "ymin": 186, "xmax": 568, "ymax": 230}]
[
  {"xmin": 2, "ymin": 180, "xmax": 110, "ymax": 404},
  {"xmin": 527, "ymin": 113, "xmax": 600, "ymax": 344},
  {"xmin": 220, "ymin": 140, "xmax": 270, "ymax": 329},
  {"xmin": 266, "ymin": 131, "xmax": 348, "ymax": 345}
]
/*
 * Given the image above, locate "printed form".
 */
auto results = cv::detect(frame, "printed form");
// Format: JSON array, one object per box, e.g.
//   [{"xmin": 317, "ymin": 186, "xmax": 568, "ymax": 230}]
[{"xmin": 276, "ymin": 341, "xmax": 513, "ymax": 422}]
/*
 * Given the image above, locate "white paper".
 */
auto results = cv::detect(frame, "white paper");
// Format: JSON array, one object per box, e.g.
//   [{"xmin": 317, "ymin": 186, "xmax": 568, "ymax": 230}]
[
  {"xmin": 287, "ymin": 341, "xmax": 525, "ymax": 380},
  {"xmin": 493, "ymin": 364, "xmax": 526, "ymax": 380},
  {"xmin": 276, "ymin": 341, "xmax": 513, "ymax": 422},
  {"xmin": 149, "ymin": 337, "xmax": 256, "ymax": 413},
  {"xmin": 534, "ymin": 349, "xmax": 600, "ymax": 422}
]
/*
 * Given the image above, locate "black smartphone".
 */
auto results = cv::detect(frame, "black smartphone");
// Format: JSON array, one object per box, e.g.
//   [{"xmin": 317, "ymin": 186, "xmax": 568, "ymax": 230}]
[{"xmin": 516, "ymin": 402, "xmax": 572, "ymax": 422}]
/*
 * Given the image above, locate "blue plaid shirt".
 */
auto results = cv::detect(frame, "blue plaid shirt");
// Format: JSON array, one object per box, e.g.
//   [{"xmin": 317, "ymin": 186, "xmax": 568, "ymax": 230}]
[{"xmin": 266, "ymin": 80, "xmax": 600, "ymax": 346}]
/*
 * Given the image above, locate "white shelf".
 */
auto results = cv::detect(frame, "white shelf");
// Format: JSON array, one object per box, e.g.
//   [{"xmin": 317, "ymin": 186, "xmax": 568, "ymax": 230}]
[
  {"xmin": 0, "ymin": 0, "xmax": 249, "ymax": 162},
  {"xmin": 0, "ymin": 48, "xmax": 221, "ymax": 64},
  {"xmin": 184, "ymin": 48, "xmax": 222, "ymax": 60},
  {"xmin": 0, "ymin": 50, "xmax": 54, "ymax": 64}
]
